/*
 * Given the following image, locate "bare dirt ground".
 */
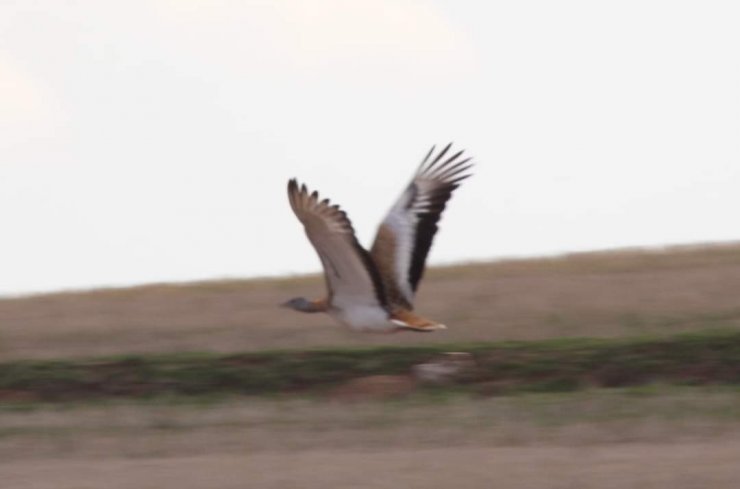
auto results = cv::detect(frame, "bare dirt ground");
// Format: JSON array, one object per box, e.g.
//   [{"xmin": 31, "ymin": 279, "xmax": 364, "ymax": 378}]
[
  {"xmin": 2, "ymin": 243, "xmax": 740, "ymax": 360},
  {"xmin": 3, "ymin": 389, "xmax": 740, "ymax": 488},
  {"xmin": 6, "ymin": 443, "xmax": 740, "ymax": 489}
]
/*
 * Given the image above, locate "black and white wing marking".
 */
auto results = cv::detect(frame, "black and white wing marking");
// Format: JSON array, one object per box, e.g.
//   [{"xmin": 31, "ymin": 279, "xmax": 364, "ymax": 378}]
[{"xmin": 370, "ymin": 144, "xmax": 473, "ymax": 308}]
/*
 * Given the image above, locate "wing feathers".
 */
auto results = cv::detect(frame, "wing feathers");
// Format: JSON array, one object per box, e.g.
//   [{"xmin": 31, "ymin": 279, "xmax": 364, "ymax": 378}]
[
  {"xmin": 418, "ymin": 144, "xmax": 437, "ymax": 169},
  {"xmin": 371, "ymin": 144, "xmax": 473, "ymax": 307},
  {"xmin": 287, "ymin": 179, "xmax": 387, "ymax": 309},
  {"xmin": 288, "ymin": 142, "xmax": 472, "ymax": 315},
  {"xmin": 426, "ymin": 142, "xmax": 452, "ymax": 171}
]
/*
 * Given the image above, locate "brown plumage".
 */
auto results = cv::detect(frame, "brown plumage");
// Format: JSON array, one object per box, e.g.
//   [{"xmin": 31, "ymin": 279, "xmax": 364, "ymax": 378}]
[{"xmin": 283, "ymin": 143, "xmax": 473, "ymax": 333}]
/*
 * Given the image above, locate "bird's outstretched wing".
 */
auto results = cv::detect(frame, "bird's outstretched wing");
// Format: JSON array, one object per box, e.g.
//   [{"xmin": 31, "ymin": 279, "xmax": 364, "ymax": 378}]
[
  {"xmin": 287, "ymin": 179, "xmax": 387, "ymax": 310},
  {"xmin": 370, "ymin": 144, "xmax": 473, "ymax": 308}
]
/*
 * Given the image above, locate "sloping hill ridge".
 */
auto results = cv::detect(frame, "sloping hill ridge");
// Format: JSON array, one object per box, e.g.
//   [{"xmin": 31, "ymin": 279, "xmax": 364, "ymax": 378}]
[{"xmin": 1, "ymin": 242, "xmax": 740, "ymax": 360}]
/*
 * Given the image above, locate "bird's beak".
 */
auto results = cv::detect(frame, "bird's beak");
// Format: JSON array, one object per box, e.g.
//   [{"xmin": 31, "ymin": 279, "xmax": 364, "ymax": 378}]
[{"xmin": 278, "ymin": 300, "xmax": 292, "ymax": 309}]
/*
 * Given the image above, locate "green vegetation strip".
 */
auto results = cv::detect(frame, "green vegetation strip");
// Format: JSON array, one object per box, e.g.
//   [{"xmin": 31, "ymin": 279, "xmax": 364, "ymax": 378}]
[{"xmin": 1, "ymin": 331, "xmax": 740, "ymax": 401}]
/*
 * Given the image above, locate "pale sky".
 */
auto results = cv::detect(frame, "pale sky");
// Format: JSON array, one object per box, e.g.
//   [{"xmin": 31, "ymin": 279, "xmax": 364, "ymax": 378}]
[{"xmin": 1, "ymin": 1, "xmax": 739, "ymax": 296}]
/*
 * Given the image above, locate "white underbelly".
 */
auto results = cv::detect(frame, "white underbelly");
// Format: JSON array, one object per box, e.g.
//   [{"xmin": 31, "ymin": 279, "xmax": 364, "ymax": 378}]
[{"xmin": 329, "ymin": 305, "xmax": 394, "ymax": 333}]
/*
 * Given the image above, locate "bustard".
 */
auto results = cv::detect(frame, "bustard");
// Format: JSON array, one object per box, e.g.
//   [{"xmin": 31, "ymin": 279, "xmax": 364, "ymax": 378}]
[{"xmin": 282, "ymin": 144, "xmax": 473, "ymax": 333}]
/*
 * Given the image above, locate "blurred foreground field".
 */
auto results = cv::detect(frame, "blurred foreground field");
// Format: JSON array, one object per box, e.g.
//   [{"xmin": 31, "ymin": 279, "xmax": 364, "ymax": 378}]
[
  {"xmin": 3, "ymin": 388, "xmax": 740, "ymax": 488},
  {"xmin": 2, "ymin": 243, "xmax": 740, "ymax": 488},
  {"xmin": 2, "ymin": 243, "xmax": 740, "ymax": 360}
]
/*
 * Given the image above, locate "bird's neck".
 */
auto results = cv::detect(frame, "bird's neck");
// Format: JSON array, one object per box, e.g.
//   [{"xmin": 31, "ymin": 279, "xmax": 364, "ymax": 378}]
[{"xmin": 299, "ymin": 298, "xmax": 329, "ymax": 313}]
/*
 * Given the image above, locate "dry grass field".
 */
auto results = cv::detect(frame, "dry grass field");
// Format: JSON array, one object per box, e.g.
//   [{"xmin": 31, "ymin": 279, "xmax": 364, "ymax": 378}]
[
  {"xmin": 2, "ymin": 388, "xmax": 740, "ymax": 488},
  {"xmin": 3, "ymin": 243, "xmax": 740, "ymax": 488},
  {"xmin": 2, "ymin": 243, "xmax": 740, "ymax": 360}
]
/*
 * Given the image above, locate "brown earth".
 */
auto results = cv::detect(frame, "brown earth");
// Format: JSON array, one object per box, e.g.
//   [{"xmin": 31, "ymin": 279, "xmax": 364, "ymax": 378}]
[
  {"xmin": 328, "ymin": 374, "xmax": 417, "ymax": 401},
  {"xmin": 2, "ymin": 243, "xmax": 740, "ymax": 360},
  {"xmin": 5, "ymin": 443, "xmax": 740, "ymax": 489},
  {"xmin": 2, "ymin": 391, "xmax": 740, "ymax": 489}
]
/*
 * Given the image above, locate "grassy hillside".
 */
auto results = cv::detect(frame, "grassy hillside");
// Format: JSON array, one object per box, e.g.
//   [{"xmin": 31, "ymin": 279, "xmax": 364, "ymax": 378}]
[
  {"xmin": 1, "ymin": 242, "xmax": 740, "ymax": 360},
  {"xmin": 3, "ymin": 243, "xmax": 740, "ymax": 488}
]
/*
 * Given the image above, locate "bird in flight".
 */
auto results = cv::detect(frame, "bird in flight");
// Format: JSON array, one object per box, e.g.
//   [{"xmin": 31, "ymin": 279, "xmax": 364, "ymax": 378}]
[{"xmin": 283, "ymin": 143, "xmax": 473, "ymax": 333}]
